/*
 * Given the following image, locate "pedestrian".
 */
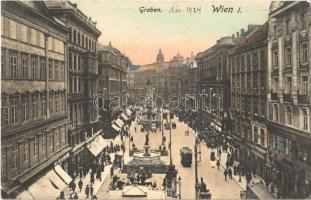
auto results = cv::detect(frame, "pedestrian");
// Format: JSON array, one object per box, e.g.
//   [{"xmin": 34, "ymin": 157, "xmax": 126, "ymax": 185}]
[
  {"xmin": 216, "ymin": 160, "xmax": 220, "ymax": 170},
  {"xmin": 97, "ymin": 168, "xmax": 102, "ymax": 181},
  {"xmin": 90, "ymin": 173, "xmax": 95, "ymax": 185},
  {"xmin": 73, "ymin": 192, "xmax": 78, "ymax": 199},
  {"xmin": 228, "ymin": 167, "xmax": 233, "ymax": 180},
  {"xmin": 224, "ymin": 169, "xmax": 228, "ymax": 181},
  {"xmin": 72, "ymin": 180, "xmax": 76, "ymax": 193},
  {"xmin": 78, "ymin": 178, "xmax": 83, "ymax": 192},
  {"xmin": 85, "ymin": 185, "xmax": 90, "ymax": 198},
  {"xmin": 90, "ymin": 185, "xmax": 94, "ymax": 197},
  {"xmin": 79, "ymin": 166, "xmax": 83, "ymax": 179},
  {"xmin": 110, "ymin": 166, "xmax": 114, "ymax": 177},
  {"xmin": 246, "ymin": 172, "xmax": 252, "ymax": 184},
  {"xmin": 58, "ymin": 191, "xmax": 65, "ymax": 200},
  {"xmin": 135, "ymin": 127, "xmax": 137, "ymax": 132},
  {"xmin": 226, "ymin": 161, "xmax": 230, "ymax": 169}
]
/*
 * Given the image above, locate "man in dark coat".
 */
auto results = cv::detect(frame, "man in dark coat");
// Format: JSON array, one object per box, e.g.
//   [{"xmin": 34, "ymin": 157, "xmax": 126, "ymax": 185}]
[
  {"xmin": 78, "ymin": 179, "xmax": 83, "ymax": 192},
  {"xmin": 85, "ymin": 185, "xmax": 90, "ymax": 198}
]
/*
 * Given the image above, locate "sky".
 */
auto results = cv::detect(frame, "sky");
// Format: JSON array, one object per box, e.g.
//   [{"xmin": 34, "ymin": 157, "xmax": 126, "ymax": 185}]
[{"xmin": 73, "ymin": 0, "xmax": 271, "ymax": 65}]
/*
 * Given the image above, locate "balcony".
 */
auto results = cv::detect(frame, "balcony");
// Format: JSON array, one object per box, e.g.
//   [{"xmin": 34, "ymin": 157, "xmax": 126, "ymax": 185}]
[
  {"xmin": 272, "ymin": 68, "xmax": 279, "ymax": 76},
  {"xmin": 271, "ymin": 90, "xmax": 278, "ymax": 101},
  {"xmin": 283, "ymin": 93, "xmax": 293, "ymax": 102},
  {"xmin": 297, "ymin": 94, "xmax": 310, "ymax": 104},
  {"xmin": 82, "ymin": 52, "xmax": 98, "ymax": 75},
  {"xmin": 283, "ymin": 66, "xmax": 292, "ymax": 73},
  {"xmin": 299, "ymin": 62, "xmax": 309, "ymax": 70}
]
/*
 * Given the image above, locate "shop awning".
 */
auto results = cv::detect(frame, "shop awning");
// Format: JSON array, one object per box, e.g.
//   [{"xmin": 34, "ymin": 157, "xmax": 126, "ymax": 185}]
[
  {"xmin": 112, "ymin": 123, "xmax": 121, "ymax": 132},
  {"xmin": 246, "ymin": 183, "xmax": 275, "ymax": 199},
  {"xmin": 121, "ymin": 113, "xmax": 129, "ymax": 121},
  {"xmin": 25, "ymin": 170, "xmax": 65, "ymax": 199},
  {"xmin": 126, "ymin": 108, "xmax": 132, "ymax": 116},
  {"xmin": 115, "ymin": 118, "xmax": 125, "ymax": 127},
  {"xmin": 54, "ymin": 165, "xmax": 72, "ymax": 185},
  {"xmin": 87, "ymin": 135, "xmax": 108, "ymax": 157},
  {"xmin": 16, "ymin": 189, "xmax": 35, "ymax": 200}
]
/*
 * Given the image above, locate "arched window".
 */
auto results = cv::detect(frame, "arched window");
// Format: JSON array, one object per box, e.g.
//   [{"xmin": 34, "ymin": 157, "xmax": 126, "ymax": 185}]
[
  {"xmin": 286, "ymin": 106, "xmax": 293, "ymax": 125},
  {"xmin": 302, "ymin": 109, "xmax": 309, "ymax": 131}
]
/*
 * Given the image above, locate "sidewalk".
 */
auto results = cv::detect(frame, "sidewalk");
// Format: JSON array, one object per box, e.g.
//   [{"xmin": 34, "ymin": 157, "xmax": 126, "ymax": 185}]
[
  {"xmin": 63, "ymin": 136, "xmax": 125, "ymax": 199},
  {"xmin": 217, "ymin": 150, "xmax": 264, "ymax": 191}
]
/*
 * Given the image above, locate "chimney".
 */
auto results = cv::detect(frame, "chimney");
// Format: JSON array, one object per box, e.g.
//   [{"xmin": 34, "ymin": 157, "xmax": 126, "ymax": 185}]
[{"xmin": 236, "ymin": 32, "xmax": 239, "ymax": 38}]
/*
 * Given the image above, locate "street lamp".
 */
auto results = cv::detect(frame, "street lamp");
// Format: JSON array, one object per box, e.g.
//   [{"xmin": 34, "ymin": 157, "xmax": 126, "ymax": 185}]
[{"xmin": 177, "ymin": 176, "xmax": 182, "ymax": 199}]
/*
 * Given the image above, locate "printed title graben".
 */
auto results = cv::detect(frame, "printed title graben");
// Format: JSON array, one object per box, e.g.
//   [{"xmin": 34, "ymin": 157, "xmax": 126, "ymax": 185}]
[{"xmin": 139, "ymin": 7, "xmax": 162, "ymax": 14}]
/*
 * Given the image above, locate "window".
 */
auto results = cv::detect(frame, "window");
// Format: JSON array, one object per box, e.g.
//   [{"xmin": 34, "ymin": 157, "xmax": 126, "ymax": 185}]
[
  {"xmin": 1, "ymin": 99, "xmax": 8, "ymax": 127},
  {"xmin": 41, "ymin": 95, "xmax": 46, "ymax": 116},
  {"xmin": 73, "ymin": 30, "xmax": 76, "ymax": 43},
  {"xmin": 55, "ymin": 94, "xmax": 59, "ymax": 113},
  {"xmin": 78, "ymin": 32, "xmax": 80, "ymax": 45},
  {"xmin": 9, "ymin": 19, "xmax": 16, "ymax": 39},
  {"xmin": 23, "ymin": 141, "xmax": 28, "ymax": 161},
  {"xmin": 260, "ymin": 129, "xmax": 265, "ymax": 147},
  {"xmin": 61, "ymin": 93, "xmax": 65, "ymax": 110},
  {"xmin": 41, "ymin": 134, "xmax": 46, "ymax": 150},
  {"xmin": 302, "ymin": 76, "xmax": 308, "ymax": 95},
  {"xmin": 276, "ymin": 135, "xmax": 285, "ymax": 152},
  {"xmin": 273, "ymin": 50, "xmax": 278, "ymax": 67},
  {"xmin": 82, "ymin": 35, "xmax": 84, "ymax": 47},
  {"xmin": 285, "ymin": 17, "xmax": 290, "ymax": 34},
  {"xmin": 49, "ymin": 60, "xmax": 53, "ymax": 80},
  {"xmin": 49, "ymin": 94, "xmax": 53, "ymax": 114},
  {"xmin": 254, "ymin": 126, "xmax": 258, "ymax": 143},
  {"xmin": 12, "ymin": 144, "xmax": 18, "ymax": 169},
  {"xmin": 273, "ymin": 104, "xmax": 279, "ymax": 122},
  {"xmin": 286, "ymin": 106, "xmax": 293, "ymax": 125},
  {"xmin": 286, "ymin": 77, "xmax": 292, "ymax": 93},
  {"xmin": 302, "ymin": 109, "xmax": 309, "ymax": 130},
  {"xmin": 286, "ymin": 47, "xmax": 291, "ymax": 65},
  {"xmin": 34, "ymin": 137, "xmax": 38, "ymax": 156},
  {"xmin": 40, "ymin": 59, "xmax": 45, "ymax": 80},
  {"xmin": 22, "ymin": 96, "xmax": 29, "ymax": 121},
  {"xmin": 10, "ymin": 98, "xmax": 17, "ymax": 124},
  {"xmin": 32, "ymin": 97, "xmax": 38, "ymax": 119},
  {"xmin": 301, "ymin": 12, "xmax": 307, "ymax": 29},
  {"xmin": 60, "ymin": 62, "xmax": 64, "ymax": 81},
  {"xmin": 1, "ymin": 50, "xmax": 5, "ymax": 79},
  {"xmin": 10, "ymin": 55, "xmax": 17, "ymax": 78},
  {"xmin": 21, "ymin": 56, "xmax": 28, "ymax": 78},
  {"xmin": 301, "ymin": 43, "xmax": 308, "ymax": 63},
  {"xmin": 31, "ymin": 58, "xmax": 37, "ymax": 80},
  {"xmin": 73, "ymin": 54, "xmax": 77, "ymax": 71},
  {"xmin": 69, "ymin": 53, "xmax": 73, "ymax": 70},
  {"xmin": 54, "ymin": 61, "xmax": 59, "ymax": 81},
  {"xmin": 49, "ymin": 132, "xmax": 53, "ymax": 149}
]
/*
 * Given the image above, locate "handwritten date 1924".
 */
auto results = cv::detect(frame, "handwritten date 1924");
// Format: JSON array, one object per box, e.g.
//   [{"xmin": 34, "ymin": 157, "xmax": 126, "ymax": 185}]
[{"xmin": 187, "ymin": 6, "xmax": 202, "ymax": 14}]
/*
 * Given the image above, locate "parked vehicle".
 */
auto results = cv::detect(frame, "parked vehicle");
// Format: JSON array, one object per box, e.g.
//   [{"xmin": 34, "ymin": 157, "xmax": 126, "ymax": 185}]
[{"xmin": 180, "ymin": 147, "xmax": 192, "ymax": 167}]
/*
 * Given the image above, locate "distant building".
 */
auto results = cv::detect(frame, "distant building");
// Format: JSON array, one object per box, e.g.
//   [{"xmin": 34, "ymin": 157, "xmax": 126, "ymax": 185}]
[
  {"xmin": 1, "ymin": 1, "xmax": 69, "ymax": 197},
  {"xmin": 267, "ymin": 1, "xmax": 311, "ymax": 198},
  {"xmin": 98, "ymin": 42, "xmax": 131, "ymax": 138}
]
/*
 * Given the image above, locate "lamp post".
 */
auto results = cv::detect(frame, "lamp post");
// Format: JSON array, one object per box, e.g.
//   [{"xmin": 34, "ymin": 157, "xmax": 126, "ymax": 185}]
[
  {"xmin": 178, "ymin": 176, "xmax": 182, "ymax": 199},
  {"xmin": 194, "ymin": 137, "xmax": 200, "ymax": 199},
  {"xmin": 169, "ymin": 107, "xmax": 173, "ymax": 166}
]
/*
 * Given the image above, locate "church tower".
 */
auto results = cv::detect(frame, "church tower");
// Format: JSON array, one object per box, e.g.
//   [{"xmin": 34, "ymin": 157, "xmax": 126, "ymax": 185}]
[{"xmin": 156, "ymin": 49, "xmax": 165, "ymax": 73}]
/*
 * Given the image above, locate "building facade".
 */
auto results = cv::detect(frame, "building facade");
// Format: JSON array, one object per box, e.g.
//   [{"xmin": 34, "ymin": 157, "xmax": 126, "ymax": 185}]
[
  {"xmin": 45, "ymin": 1, "xmax": 101, "ymax": 177},
  {"xmin": 267, "ymin": 1, "xmax": 311, "ymax": 198},
  {"xmin": 196, "ymin": 36, "xmax": 239, "ymax": 138},
  {"xmin": 1, "ymin": 1, "xmax": 69, "ymax": 197},
  {"xmin": 230, "ymin": 23, "xmax": 268, "ymax": 179},
  {"xmin": 98, "ymin": 42, "xmax": 131, "ymax": 138}
]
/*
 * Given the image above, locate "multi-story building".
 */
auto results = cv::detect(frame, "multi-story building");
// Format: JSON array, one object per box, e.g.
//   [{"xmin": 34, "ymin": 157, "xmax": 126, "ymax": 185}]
[
  {"xmin": 1, "ymin": 1, "xmax": 69, "ymax": 197},
  {"xmin": 196, "ymin": 36, "xmax": 239, "ymax": 138},
  {"xmin": 98, "ymin": 42, "xmax": 131, "ymax": 138},
  {"xmin": 45, "ymin": 1, "xmax": 101, "ymax": 177},
  {"xmin": 230, "ymin": 23, "xmax": 268, "ymax": 179},
  {"xmin": 196, "ymin": 26, "xmax": 259, "ymax": 141},
  {"xmin": 267, "ymin": 1, "xmax": 311, "ymax": 198}
]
